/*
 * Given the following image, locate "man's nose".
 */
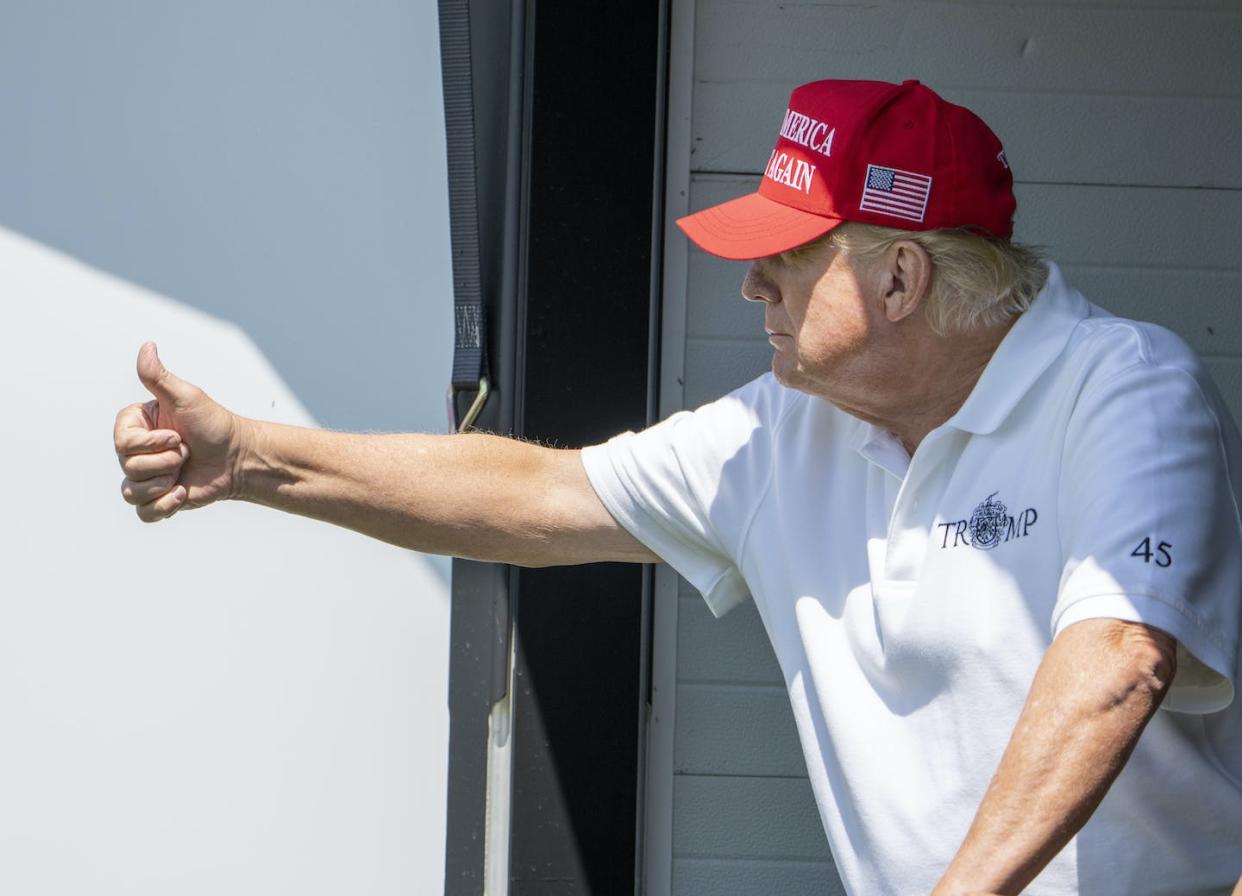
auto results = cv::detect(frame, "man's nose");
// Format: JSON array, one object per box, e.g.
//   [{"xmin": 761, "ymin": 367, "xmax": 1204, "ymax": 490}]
[{"xmin": 741, "ymin": 263, "xmax": 776, "ymax": 304}]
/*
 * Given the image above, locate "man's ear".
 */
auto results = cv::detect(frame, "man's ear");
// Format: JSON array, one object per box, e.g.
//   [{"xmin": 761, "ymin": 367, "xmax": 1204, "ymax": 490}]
[{"xmin": 879, "ymin": 240, "xmax": 932, "ymax": 323}]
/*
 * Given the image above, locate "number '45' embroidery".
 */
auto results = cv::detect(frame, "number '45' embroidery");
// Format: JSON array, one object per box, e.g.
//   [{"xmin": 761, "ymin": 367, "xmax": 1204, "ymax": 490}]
[{"xmin": 1131, "ymin": 537, "xmax": 1173, "ymax": 568}]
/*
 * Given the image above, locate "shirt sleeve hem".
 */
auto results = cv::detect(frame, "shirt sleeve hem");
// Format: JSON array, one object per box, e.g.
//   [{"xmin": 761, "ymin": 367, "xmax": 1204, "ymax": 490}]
[
  {"xmin": 1051, "ymin": 591, "xmax": 1236, "ymax": 714},
  {"xmin": 579, "ymin": 442, "xmax": 749, "ymax": 616}
]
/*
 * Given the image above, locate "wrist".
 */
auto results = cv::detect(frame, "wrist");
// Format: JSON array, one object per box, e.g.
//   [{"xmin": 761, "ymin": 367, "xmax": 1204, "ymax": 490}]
[{"xmin": 229, "ymin": 414, "xmax": 263, "ymax": 502}]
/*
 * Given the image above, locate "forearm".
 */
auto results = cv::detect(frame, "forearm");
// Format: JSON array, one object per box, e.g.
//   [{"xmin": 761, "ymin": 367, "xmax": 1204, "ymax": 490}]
[
  {"xmin": 934, "ymin": 619, "xmax": 1176, "ymax": 895},
  {"xmin": 234, "ymin": 419, "xmax": 567, "ymax": 565}
]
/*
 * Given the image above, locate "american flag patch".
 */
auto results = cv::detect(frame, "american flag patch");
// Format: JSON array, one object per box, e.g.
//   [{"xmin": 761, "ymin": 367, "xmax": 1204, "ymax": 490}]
[{"xmin": 859, "ymin": 164, "xmax": 932, "ymax": 223}]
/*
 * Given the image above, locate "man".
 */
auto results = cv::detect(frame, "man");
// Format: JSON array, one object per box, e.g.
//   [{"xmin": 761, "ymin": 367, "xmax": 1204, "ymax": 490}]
[{"xmin": 114, "ymin": 80, "xmax": 1241, "ymax": 894}]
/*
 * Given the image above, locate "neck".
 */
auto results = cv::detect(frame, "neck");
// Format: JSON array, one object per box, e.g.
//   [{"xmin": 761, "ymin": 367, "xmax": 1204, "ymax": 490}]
[{"xmin": 836, "ymin": 317, "xmax": 1018, "ymax": 457}]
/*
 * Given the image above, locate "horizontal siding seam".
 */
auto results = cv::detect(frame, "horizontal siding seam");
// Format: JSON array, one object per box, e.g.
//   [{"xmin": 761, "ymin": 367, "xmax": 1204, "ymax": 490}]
[
  {"xmin": 687, "ymin": 335, "xmax": 767, "ymax": 346},
  {"xmin": 674, "ymin": 771, "xmax": 810, "ymax": 781},
  {"xmin": 689, "ymin": 171, "xmax": 1242, "ymax": 192},
  {"xmin": 1062, "ymin": 262, "xmax": 1242, "ymax": 274},
  {"xmin": 673, "ymin": 855, "xmax": 835, "ymax": 868},
  {"xmin": 693, "ymin": 82, "xmax": 1242, "ymax": 101},
  {"xmin": 678, "ymin": 679, "xmax": 785, "ymax": 691}
]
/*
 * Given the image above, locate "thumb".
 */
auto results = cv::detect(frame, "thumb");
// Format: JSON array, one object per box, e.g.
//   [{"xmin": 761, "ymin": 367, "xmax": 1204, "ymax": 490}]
[{"xmin": 137, "ymin": 341, "xmax": 196, "ymax": 407}]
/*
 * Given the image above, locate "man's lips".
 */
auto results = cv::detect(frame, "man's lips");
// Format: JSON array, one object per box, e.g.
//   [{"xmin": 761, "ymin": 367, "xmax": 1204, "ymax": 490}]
[{"xmin": 767, "ymin": 329, "xmax": 792, "ymax": 347}]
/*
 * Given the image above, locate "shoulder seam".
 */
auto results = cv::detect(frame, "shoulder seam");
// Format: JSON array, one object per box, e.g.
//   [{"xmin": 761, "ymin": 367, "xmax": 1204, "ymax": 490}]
[
  {"xmin": 1077, "ymin": 314, "xmax": 1155, "ymax": 367},
  {"xmin": 1174, "ymin": 367, "xmax": 1242, "ymax": 554}
]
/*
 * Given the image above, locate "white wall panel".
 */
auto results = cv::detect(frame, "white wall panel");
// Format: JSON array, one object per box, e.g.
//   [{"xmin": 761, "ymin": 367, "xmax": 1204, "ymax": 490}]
[
  {"xmin": 1205, "ymin": 358, "xmax": 1242, "ymax": 426},
  {"xmin": 675, "ymin": 685, "xmax": 805, "ymax": 776},
  {"xmin": 0, "ymin": 229, "xmax": 449, "ymax": 896},
  {"xmin": 673, "ymin": 858, "xmax": 846, "ymax": 896},
  {"xmin": 694, "ymin": 3, "xmax": 1242, "ymax": 97},
  {"xmin": 684, "ymin": 337, "xmax": 773, "ymax": 406},
  {"xmin": 676, "ymin": 590, "xmax": 783, "ymax": 685},
  {"xmin": 673, "ymin": 776, "xmax": 831, "ymax": 860}
]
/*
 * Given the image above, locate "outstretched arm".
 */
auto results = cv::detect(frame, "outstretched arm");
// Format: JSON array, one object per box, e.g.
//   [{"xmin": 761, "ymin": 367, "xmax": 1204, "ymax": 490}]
[
  {"xmin": 234, "ymin": 421, "xmax": 658, "ymax": 567},
  {"xmin": 932, "ymin": 617, "xmax": 1176, "ymax": 896},
  {"xmin": 114, "ymin": 342, "xmax": 659, "ymax": 568}
]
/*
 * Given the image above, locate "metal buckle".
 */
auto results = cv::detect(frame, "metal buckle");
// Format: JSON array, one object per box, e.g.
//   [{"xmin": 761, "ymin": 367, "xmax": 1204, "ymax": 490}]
[{"xmin": 446, "ymin": 377, "xmax": 491, "ymax": 433}]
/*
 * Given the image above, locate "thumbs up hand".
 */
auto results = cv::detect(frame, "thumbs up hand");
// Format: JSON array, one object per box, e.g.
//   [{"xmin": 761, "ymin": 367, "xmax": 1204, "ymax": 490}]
[{"xmin": 114, "ymin": 342, "xmax": 250, "ymax": 522}]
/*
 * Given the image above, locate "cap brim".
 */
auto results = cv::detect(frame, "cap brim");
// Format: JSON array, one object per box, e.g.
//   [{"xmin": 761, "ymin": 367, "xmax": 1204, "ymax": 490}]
[{"xmin": 676, "ymin": 191, "xmax": 843, "ymax": 260}]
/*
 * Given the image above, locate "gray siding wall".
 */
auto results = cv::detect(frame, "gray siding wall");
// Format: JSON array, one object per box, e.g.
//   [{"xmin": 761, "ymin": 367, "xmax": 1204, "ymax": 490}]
[{"xmin": 653, "ymin": 2, "xmax": 1242, "ymax": 893}]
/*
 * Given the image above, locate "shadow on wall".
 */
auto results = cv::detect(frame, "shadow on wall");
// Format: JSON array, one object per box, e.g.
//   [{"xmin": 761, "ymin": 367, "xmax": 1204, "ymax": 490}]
[
  {"xmin": 0, "ymin": 228, "xmax": 449, "ymax": 896},
  {"xmin": 0, "ymin": 1, "xmax": 456, "ymax": 587}
]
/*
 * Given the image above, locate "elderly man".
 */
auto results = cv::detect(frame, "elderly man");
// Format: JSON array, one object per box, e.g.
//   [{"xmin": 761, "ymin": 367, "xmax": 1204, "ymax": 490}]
[{"xmin": 114, "ymin": 79, "xmax": 1241, "ymax": 894}]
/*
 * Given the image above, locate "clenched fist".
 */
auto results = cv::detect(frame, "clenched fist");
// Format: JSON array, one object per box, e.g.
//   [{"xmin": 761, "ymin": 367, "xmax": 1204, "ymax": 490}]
[{"xmin": 114, "ymin": 342, "xmax": 250, "ymax": 522}]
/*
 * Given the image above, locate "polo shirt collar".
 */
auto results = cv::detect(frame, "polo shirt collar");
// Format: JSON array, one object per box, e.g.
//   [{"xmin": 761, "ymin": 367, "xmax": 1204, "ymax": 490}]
[
  {"xmin": 850, "ymin": 261, "xmax": 1089, "ymax": 475},
  {"xmin": 944, "ymin": 261, "xmax": 1088, "ymax": 436}
]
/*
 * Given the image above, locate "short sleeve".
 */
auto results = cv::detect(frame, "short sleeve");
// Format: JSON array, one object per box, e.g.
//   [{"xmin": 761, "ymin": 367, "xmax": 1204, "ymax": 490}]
[
  {"xmin": 580, "ymin": 374, "xmax": 790, "ymax": 617},
  {"xmin": 1054, "ymin": 360, "xmax": 1242, "ymax": 713}
]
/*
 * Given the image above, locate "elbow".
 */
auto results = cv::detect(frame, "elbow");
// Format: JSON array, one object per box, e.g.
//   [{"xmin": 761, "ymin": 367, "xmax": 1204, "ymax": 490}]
[
  {"xmin": 1135, "ymin": 624, "xmax": 1178, "ymax": 698},
  {"xmin": 1108, "ymin": 621, "xmax": 1178, "ymax": 708}
]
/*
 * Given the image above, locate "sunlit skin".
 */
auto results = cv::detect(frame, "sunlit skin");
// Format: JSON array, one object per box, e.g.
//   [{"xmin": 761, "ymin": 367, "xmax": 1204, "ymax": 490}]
[{"xmin": 741, "ymin": 238, "xmax": 1017, "ymax": 455}]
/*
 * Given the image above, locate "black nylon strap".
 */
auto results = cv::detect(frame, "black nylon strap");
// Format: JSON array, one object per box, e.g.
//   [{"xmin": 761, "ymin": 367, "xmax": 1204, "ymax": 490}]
[{"xmin": 438, "ymin": 0, "xmax": 489, "ymax": 425}]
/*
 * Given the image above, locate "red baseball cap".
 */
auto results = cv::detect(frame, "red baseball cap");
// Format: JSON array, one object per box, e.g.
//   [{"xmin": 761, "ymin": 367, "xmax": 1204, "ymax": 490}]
[{"xmin": 677, "ymin": 79, "xmax": 1016, "ymax": 260}]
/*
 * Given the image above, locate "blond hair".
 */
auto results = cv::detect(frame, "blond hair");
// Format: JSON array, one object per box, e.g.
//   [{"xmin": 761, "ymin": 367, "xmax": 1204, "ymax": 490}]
[{"xmin": 781, "ymin": 223, "xmax": 1047, "ymax": 336}]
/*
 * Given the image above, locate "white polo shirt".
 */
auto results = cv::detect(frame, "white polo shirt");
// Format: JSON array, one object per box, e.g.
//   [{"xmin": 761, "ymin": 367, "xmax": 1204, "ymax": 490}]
[{"xmin": 580, "ymin": 263, "xmax": 1242, "ymax": 895}]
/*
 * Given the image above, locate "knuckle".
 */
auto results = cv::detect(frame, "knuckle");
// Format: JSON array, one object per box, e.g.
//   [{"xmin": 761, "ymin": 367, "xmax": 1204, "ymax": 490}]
[
  {"xmin": 122, "ymin": 449, "xmax": 182, "ymax": 480},
  {"xmin": 113, "ymin": 409, "xmax": 139, "ymax": 450},
  {"xmin": 138, "ymin": 496, "xmax": 173, "ymax": 523},
  {"xmin": 123, "ymin": 474, "xmax": 173, "ymax": 504},
  {"xmin": 121, "ymin": 456, "xmax": 147, "ymax": 479}
]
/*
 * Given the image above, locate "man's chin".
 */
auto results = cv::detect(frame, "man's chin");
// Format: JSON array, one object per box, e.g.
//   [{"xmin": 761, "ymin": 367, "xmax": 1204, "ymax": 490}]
[
  {"xmin": 771, "ymin": 359, "xmax": 819, "ymax": 398},
  {"xmin": 771, "ymin": 361, "xmax": 800, "ymax": 392}
]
